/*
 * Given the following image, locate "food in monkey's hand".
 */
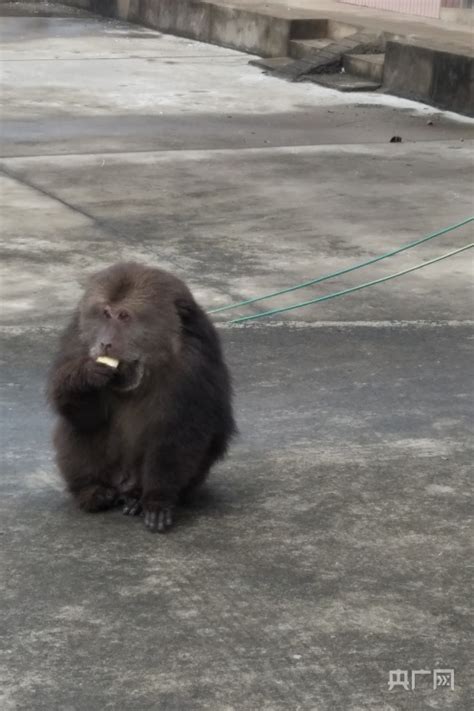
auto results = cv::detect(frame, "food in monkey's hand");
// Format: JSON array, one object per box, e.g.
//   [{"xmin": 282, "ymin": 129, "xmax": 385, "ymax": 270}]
[{"xmin": 96, "ymin": 356, "xmax": 119, "ymax": 369}]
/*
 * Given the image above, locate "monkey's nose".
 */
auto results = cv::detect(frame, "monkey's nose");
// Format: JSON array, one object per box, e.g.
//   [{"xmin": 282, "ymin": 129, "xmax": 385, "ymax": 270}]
[{"xmin": 100, "ymin": 342, "xmax": 112, "ymax": 354}]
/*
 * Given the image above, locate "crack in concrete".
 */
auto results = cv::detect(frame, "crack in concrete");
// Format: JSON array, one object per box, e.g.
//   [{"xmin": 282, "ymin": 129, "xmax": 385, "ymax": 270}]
[{"xmin": 0, "ymin": 163, "xmax": 195, "ymax": 275}]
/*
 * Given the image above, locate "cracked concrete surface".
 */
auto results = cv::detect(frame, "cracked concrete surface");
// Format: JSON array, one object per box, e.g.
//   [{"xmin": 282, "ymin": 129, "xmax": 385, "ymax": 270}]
[{"xmin": 1, "ymin": 4, "xmax": 473, "ymax": 710}]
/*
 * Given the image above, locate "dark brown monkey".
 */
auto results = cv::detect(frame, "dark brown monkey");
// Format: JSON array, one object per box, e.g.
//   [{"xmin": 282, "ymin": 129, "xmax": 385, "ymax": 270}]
[{"xmin": 48, "ymin": 262, "xmax": 235, "ymax": 533}]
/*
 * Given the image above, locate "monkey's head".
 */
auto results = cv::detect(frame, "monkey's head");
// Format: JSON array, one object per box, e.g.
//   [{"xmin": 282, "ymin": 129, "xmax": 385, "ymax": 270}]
[{"xmin": 79, "ymin": 262, "xmax": 194, "ymax": 391}]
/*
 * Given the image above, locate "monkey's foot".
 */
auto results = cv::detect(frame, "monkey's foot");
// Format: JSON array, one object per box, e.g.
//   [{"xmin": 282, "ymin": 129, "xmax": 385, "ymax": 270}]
[
  {"xmin": 78, "ymin": 485, "xmax": 117, "ymax": 512},
  {"xmin": 122, "ymin": 497, "xmax": 142, "ymax": 516},
  {"xmin": 144, "ymin": 506, "xmax": 174, "ymax": 533}
]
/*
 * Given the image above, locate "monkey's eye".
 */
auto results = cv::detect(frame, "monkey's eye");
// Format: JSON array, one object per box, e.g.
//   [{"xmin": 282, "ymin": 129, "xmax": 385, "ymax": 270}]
[{"xmin": 118, "ymin": 310, "xmax": 131, "ymax": 322}]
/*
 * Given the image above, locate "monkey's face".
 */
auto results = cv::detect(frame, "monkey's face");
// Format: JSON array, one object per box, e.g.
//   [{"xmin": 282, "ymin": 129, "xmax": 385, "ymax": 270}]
[{"xmin": 79, "ymin": 296, "xmax": 181, "ymax": 391}]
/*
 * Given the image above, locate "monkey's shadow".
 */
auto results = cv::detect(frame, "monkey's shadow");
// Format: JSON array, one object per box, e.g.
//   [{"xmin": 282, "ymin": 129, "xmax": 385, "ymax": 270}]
[{"xmin": 55, "ymin": 482, "xmax": 235, "ymax": 533}]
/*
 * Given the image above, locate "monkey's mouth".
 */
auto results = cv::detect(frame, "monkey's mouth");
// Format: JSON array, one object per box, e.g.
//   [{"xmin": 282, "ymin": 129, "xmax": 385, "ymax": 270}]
[{"xmin": 112, "ymin": 360, "xmax": 144, "ymax": 392}]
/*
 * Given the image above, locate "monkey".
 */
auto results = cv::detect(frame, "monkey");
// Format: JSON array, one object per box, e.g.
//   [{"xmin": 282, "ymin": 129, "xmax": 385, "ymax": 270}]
[{"xmin": 47, "ymin": 262, "xmax": 235, "ymax": 533}]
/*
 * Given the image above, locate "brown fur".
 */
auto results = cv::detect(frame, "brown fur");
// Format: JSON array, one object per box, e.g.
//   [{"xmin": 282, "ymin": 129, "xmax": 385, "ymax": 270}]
[{"xmin": 48, "ymin": 262, "xmax": 235, "ymax": 532}]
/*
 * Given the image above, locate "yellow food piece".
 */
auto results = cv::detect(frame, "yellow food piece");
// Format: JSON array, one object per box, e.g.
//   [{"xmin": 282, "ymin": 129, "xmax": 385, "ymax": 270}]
[{"xmin": 96, "ymin": 356, "xmax": 119, "ymax": 369}]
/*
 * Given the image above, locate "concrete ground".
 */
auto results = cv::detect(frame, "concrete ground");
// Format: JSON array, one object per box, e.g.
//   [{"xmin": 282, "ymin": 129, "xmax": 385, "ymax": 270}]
[{"xmin": 1, "ymin": 4, "xmax": 473, "ymax": 710}]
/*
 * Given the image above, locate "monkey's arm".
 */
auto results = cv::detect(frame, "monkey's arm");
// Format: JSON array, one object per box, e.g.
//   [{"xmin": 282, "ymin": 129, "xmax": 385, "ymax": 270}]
[
  {"xmin": 49, "ymin": 358, "xmax": 115, "ymax": 429},
  {"xmin": 141, "ymin": 440, "xmax": 182, "ymax": 533},
  {"xmin": 48, "ymin": 317, "xmax": 114, "ymax": 431},
  {"xmin": 140, "ymin": 382, "xmax": 213, "ymax": 533}
]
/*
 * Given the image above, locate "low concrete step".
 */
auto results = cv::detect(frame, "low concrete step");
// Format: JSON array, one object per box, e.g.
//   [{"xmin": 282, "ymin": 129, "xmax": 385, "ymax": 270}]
[
  {"xmin": 308, "ymin": 72, "xmax": 381, "ymax": 92},
  {"xmin": 249, "ymin": 56, "xmax": 294, "ymax": 72},
  {"xmin": 289, "ymin": 38, "xmax": 333, "ymax": 60},
  {"xmin": 343, "ymin": 53, "xmax": 385, "ymax": 82},
  {"xmin": 249, "ymin": 57, "xmax": 295, "ymax": 76},
  {"xmin": 250, "ymin": 54, "xmax": 341, "ymax": 81},
  {"xmin": 263, "ymin": 30, "xmax": 381, "ymax": 81}
]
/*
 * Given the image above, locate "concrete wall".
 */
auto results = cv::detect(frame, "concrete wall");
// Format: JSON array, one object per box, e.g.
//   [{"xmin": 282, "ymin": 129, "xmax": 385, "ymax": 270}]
[
  {"xmin": 384, "ymin": 39, "xmax": 474, "ymax": 116},
  {"xmin": 86, "ymin": 0, "xmax": 298, "ymax": 57}
]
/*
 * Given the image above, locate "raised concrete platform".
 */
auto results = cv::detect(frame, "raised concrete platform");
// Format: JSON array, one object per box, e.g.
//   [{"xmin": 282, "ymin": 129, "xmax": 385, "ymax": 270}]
[{"xmin": 384, "ymin": 39, "xmax": 474, "ymax": 117}]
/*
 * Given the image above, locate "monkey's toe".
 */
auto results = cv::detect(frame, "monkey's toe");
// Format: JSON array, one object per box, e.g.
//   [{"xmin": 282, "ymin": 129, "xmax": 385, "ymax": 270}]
[
  {"xmin": 144, "ymin": 507, "xmax": 174, "ymax": 533},
  {"xmin": 122, "ymin": 497, "xmax": 142, "ymax": 516}
]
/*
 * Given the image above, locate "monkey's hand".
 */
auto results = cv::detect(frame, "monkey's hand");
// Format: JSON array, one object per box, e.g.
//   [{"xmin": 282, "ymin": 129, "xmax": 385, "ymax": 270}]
[
  {"xmin": 82, "ymin": 358, "xmax": 118, "ymax": 390},
  {"xmin": 144, "ymin": 504, "xmax": 174, "ymax": 533},
  {"xmin": 49, "ymin": 357, "xmax": 117, "ymax": 423}
]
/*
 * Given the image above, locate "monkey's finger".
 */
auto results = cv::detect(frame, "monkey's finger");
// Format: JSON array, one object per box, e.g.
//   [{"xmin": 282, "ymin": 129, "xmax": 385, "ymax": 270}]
[
  {"xmin": 164, "ymin": 508, "xmax": 173, "ymax": 529},
  {"xmin": 122, "ymin": 498, "xmax": 142, "ymax": 516},
  {"xmin": 144, "ymin": 508, "xmax": 173, "ymax": 533},
  {"xmin": 156, "ymin": 507, "xmax": 174, "ymax": 532},
  {"xmin": 129, "ymin": 501, "xmax": 142, "ymax": 516},
  {"xmin": 144, "ymin": 510, "xmax": 158, "ymax": 531},
  {"xmin": 156, "ymin": 510, "xmax": 167, "ymax": 533}
]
